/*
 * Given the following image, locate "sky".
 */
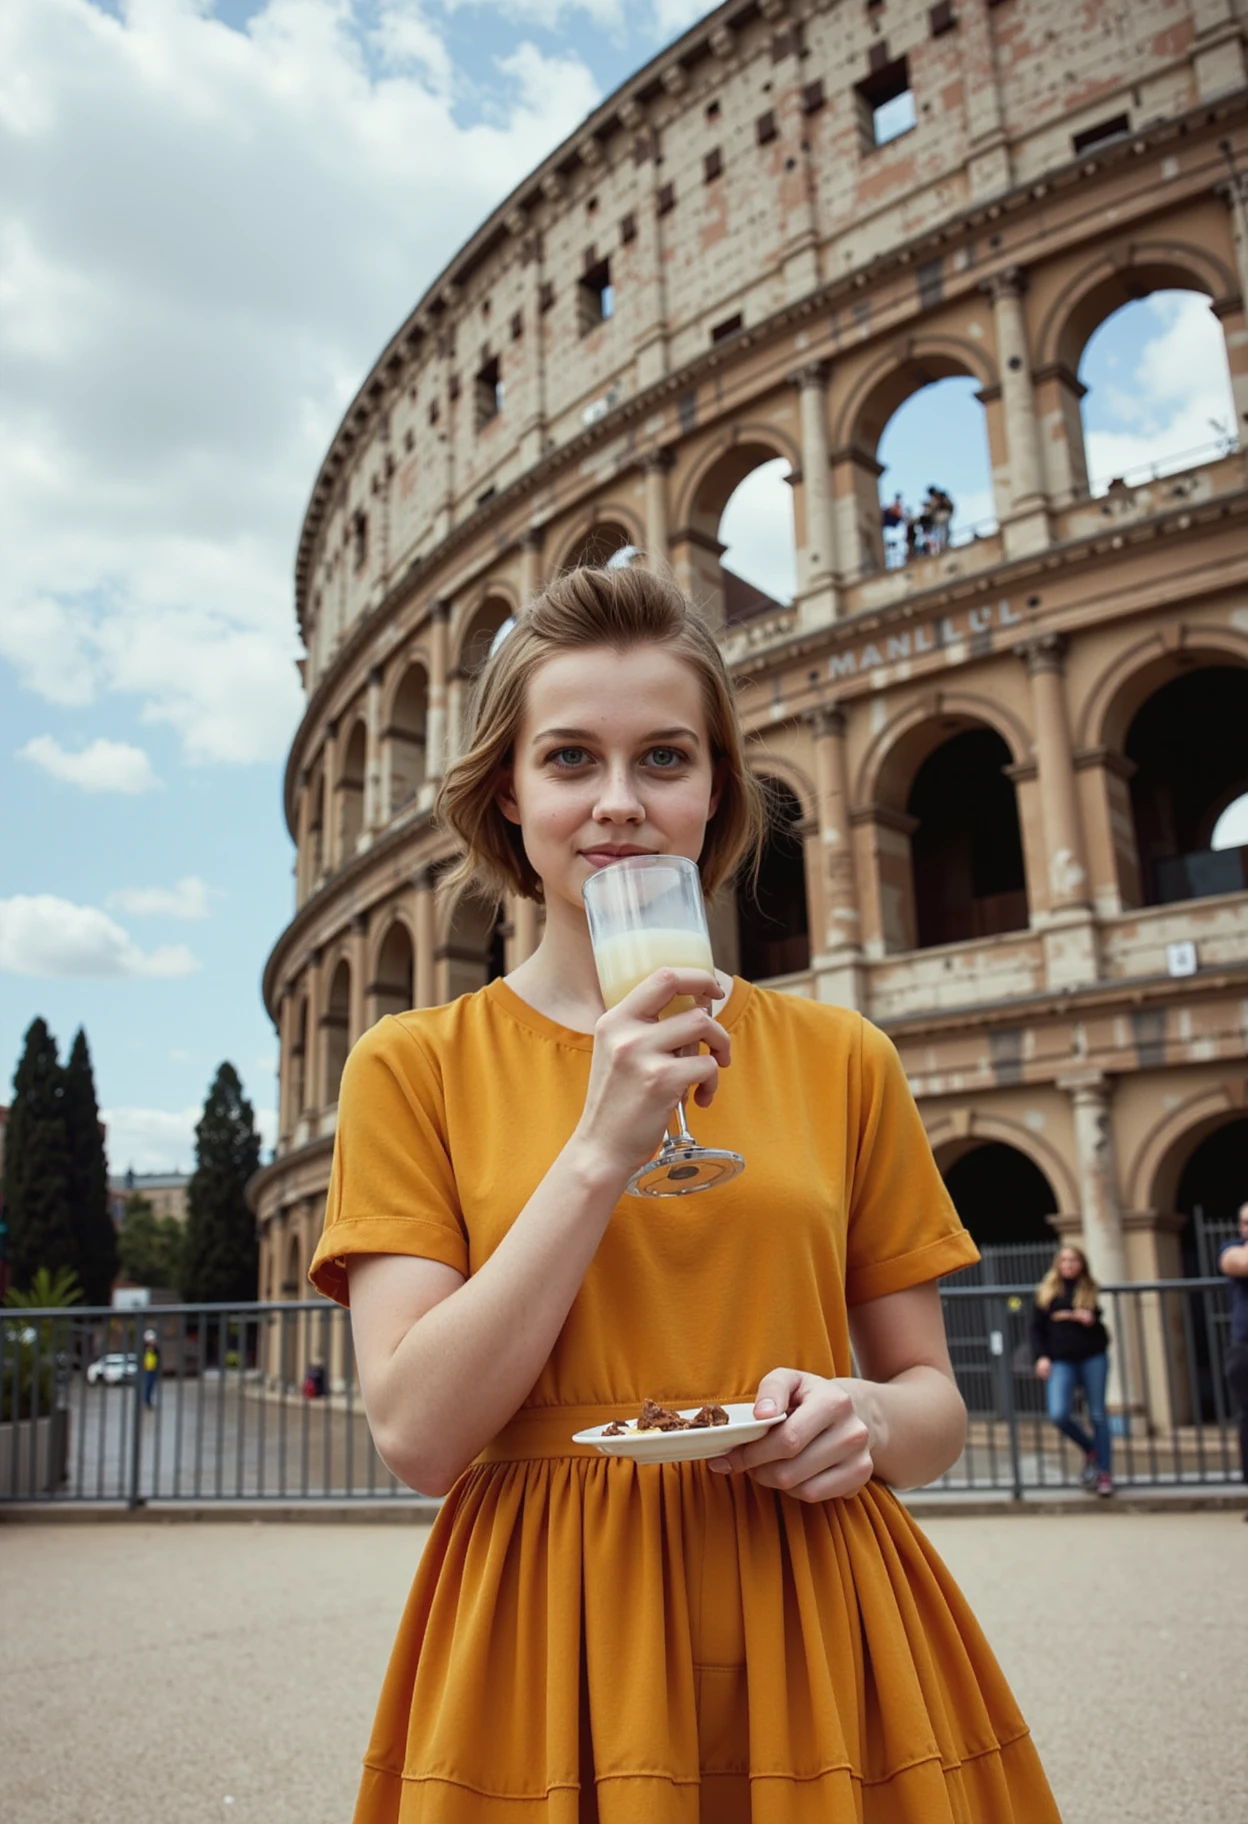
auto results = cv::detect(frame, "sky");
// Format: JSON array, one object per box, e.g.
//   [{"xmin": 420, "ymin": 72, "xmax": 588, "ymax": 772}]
[{"xmin": 1, "ymin": 0, "xmax": 1242, "ymax": 1175}]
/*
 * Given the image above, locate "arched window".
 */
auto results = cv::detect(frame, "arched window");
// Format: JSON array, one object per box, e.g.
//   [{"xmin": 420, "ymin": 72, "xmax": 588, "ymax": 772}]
[
  {"xmin": 1079, "ymin": 290, "xmax": 1237, "ymax": 496},
  {"xmin": 907, "ymin": 728, "xmax": 1028, "ymax": 948},
  {"xmin": 440, "ymin": 895, "xmax": 507, "ymax": 1001},
  {"xmin": 305, "ymin": 761, "xmax": 326, "ymax": 890},
  {"xmin": 1174, "ymin": 1116, "xmax": 1248, "ymax": 1420},
  {"xmin": 1126, "ymin": 666, "xmax": 1248, "ymax": 906},
  {"xmin": 876, "ymin": 377, "xmax": 996, "ymax": 569},
  {"xmin": 338, "ymin": 721, "xmax": 367, "ymax": 860},
  {"xmin": 941, "ymin": 1143, "xmax": 1059, "ymax": 1252},
  {"xmin": 736, "ymin": 781, "xmax": 809, "ymax": 981},
  {"xmin": 324, "ymin": 960, "xmax": 351, "ymax": 1104},
  {"xmin": 372, "ymin": 922, "xmax": 415, "ymax": 1022},
  {"xmin": 388, "ymin": 664, "xmax": 429, "ymax": 815},
  {"xmin": 459, "ymin": 597, "xmax": 515, "ymax": 681},
  {"xmin": 567, "ymin": 521, "xmax": 635, "ymax": 569},
  {"xmin": 684, "ymin": 443, "xmax": 796, "ymax": 628}
]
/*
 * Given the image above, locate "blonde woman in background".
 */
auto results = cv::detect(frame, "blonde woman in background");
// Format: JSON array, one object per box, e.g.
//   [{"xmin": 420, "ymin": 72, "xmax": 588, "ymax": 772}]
[{"xmin": 1031, "ymin": 1244, "xmax": 1113, "ymax": 1495}]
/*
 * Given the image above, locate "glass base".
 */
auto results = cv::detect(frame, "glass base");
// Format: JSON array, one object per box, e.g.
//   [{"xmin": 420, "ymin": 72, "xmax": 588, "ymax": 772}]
[{"xmin": 626, "ymin": 1145, "xmax": 745, "ymax": 1198}]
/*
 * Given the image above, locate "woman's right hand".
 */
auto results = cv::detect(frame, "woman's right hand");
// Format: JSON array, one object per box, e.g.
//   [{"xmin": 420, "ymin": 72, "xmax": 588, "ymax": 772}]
[
  {"xmin": 1034, "ymin": 1355, "xmax": 1051, "ymax": 1381},
  {"xmin": 573, "ymin": 967, "xmax": 731, "ymax": 1181}
]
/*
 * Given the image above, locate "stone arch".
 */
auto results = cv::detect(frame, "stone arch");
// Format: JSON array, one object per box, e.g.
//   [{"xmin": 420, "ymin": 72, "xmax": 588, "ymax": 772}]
[
  {"xmin": 370, "ymin": 913, "xmax": 416, "ymax": 1021},
  {"xmin": 303, "ymin": 753, "xmax": 327, "ymax": 893},
  {"xmin": 926, "ymin": 1110, "xmax": 1080, "ymax": 1216},
  {"xmin": 833, "ymin": 334, "xmax": 998, "ymax": 454},
  {"xmin": 290, "ymin": 993, "xmax": 309, "ymax": 1118},
  {"xmin": 323, "ymin": 954, "xmax": 352, "ymax": 1104},
  {"xmin": 1037, "ymin": 239, "xmax": 1239, "ymax": 376},
  {"xmin": 436, "ymin": 886, "xmax": 506, "ymax": 1001},
  {"xmin": 550, "ymin": 508, "xmax": 646, "ymax": 574},
  {"xmin": 381, "ymin": 643, "xmax": 433, "ymax": 728},
  {"xmin": 384, "ymin": 657, "xmax": 430, "ymax": 815},
  {"xmin": 747, "ymin": 751, "xmax": 817, "ymax": 825},
  {"xmin": 674, "ymin": 421, "xmax": 802, "ymax": 535},
  {"xmin": 1126, "ymin": 1081, "xmax": 1248, "ymax": 1216},
  {"xmin": 736, "ymin": 773, "xmax": 811, "ymax": 981},
  {"xmin": 854, "ymin": 690, "xmax": 1031, "ymax": 809},
  {"xmin": 454, "ymin": 591, "xmax": 517, "ymax": 676},
  {"xmin": 337, "ymin": 717, "xmax": 368, "ymax": 860},
  {"xmin": 1076, "ymin": 623, "xmax": 1248, "ymax": 753}
]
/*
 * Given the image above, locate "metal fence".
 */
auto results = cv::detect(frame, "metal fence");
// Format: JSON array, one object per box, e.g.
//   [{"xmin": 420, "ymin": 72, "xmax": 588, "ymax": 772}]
[{"xmin": 2, "ymin": 1281, "xmax": 1242, "ymax": 1506}]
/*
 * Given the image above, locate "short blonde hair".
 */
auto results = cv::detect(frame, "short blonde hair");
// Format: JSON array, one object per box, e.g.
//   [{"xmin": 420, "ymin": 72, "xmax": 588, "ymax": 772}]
[{"xmin": 436, "ymin": 565, "xmax": 768, "ymax": 903}]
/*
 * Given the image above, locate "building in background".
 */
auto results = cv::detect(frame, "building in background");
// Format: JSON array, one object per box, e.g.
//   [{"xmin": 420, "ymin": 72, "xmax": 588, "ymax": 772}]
[
  {"xmin": 108, "ymin": 1170, "xmax": 191, "ymax": 1229},
  {"xmin": 250, "ymin": 0, "xmax": 1248, "ymax": 1419}
]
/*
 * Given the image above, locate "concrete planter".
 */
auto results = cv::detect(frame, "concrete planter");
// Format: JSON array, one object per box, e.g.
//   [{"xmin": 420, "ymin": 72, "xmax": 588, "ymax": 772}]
[{"xmin": 0, "ymin": 1409, "xmax": 69, "ymax": 1496}]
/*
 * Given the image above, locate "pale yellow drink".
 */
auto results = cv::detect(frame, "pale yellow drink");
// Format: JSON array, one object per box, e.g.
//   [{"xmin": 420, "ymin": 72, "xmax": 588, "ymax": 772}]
[{"xmin": 593, "ymin": 926, "xmax": 715, "ymax": 1016}]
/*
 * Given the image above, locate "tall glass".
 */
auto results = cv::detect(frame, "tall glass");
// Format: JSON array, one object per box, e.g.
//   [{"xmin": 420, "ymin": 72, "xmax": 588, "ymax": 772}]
[{"xmin": 582, "ymin": 854, "xmax": 745, "ymax": 1197}]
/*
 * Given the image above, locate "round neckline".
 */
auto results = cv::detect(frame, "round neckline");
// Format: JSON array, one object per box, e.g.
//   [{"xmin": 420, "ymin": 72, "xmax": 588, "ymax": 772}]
[{"xmin": 486, "ymin": 974, "xmax": 753, "ymax": 1050}]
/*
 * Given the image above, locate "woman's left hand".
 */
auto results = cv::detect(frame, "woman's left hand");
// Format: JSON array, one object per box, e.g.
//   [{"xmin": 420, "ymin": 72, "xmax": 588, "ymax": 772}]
[{"xmin": 707, "ymin": 1368, "xmax": 874, "ymax": 1502}]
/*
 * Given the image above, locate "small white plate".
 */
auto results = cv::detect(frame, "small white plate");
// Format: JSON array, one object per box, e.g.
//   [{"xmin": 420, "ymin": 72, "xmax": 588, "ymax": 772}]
[{"xmin": 572, "ymin": 1402, "xmax": 787, "ymax": 1463}]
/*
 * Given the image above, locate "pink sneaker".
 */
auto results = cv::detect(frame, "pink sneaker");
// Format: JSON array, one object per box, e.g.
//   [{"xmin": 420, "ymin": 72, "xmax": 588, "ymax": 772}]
[{"xmin": 1096, "ymin": 1472, "xmax": 1114, "ymax": 1498}]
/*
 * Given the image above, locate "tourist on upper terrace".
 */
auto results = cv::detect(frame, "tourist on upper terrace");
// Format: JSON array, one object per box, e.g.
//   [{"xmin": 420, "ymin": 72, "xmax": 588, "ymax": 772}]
[
  {"xmin": 310, "ymin": 564, "xmax": 1061, "ymax": 1822},
  {"xmin": 1217, "ymin": 1200, "xmax": 1248, "ymax": 1488},
  {"xmin": 1031, "ymin": 1245, "xmax": 1114, "ymax": 1496}
]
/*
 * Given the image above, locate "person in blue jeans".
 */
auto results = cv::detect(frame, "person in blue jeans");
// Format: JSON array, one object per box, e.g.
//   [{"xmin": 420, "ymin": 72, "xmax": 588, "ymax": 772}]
[{"xmin": 1031, "ymin": 1245, "xmax": 1113, "ymax": 1495}]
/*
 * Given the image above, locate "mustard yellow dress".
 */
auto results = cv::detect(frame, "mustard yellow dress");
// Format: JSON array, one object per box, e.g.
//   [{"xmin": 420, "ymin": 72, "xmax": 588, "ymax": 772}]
[{"xmin": 310, "ymin": 979, "xmax": 1061, "ymax": 1823}]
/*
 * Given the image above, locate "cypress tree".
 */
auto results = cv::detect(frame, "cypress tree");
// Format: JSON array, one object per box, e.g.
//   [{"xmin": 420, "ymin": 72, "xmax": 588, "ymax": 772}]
[
  {"xmin": 62, "ymin": 1028, "xmax": 117, "ymax": 1305},
  {"xmin": 182, "ymin": 1063, "xmax": 261, "ymax": 1303},
  {"xmin": 3, "ymin": 1018, "xmax": 74, "ymax": 1292}
]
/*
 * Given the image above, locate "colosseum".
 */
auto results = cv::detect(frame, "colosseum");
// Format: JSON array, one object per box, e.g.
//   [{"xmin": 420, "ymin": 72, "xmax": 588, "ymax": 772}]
[{"xmin": 251, "ymin": 0, "xmax": 1248, "ymax": 1418}]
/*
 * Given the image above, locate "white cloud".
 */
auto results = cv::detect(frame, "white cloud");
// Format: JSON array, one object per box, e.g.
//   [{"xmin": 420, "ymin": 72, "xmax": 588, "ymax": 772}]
[
  {"xmin": 1084, "ymin": 291, "xmax": 1237, "ymax": 491},
  {"xmin": 1212, "ymin": 794, "xmax": 1248, "ymax": 850},
  {"xmin": 1, "ymin": 0, "xmax": 602, "ymax": 765},
  {"xmin": 0, "ymin": 894, "xmax": 201, "ymax": 978},
  {"xmin": 439, "ymin": 0, "xmax": 627, "ymax": 28},
  {"xmin": 650, "ymin": 0, "xmax": 712, "ymax": 37},
  {"xmin": 18, "ymin": 733, "xmax": 160, "ymax": 793},
  {"xmin": 102, "ymin": 1099, "xmax": 277, "ymax": 1175},
  {"xmin": 719, "ymin": 459, "xmax": 797, "ymax": 605},
  {"xmin": 107, "ymin": 876, "xmax": 216, "ymax": 920}
]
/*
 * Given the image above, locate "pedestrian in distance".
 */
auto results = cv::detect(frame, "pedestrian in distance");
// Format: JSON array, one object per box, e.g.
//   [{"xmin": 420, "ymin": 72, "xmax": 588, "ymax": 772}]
[
  {"xmin": 1216, "ymin": 1199, "xmax": 1248, "ymax": 1490},
  {"xmin": 1031, "ymin": 1244, "xmax": 1114, "ymax": 1495},
  {"xmin": 141, "ymin": 1328, "xmax": 161, "ymax": 1409},
  {"xmin": 310, "ymin": 563, "xmax": 1061, "ymax": 1823}
]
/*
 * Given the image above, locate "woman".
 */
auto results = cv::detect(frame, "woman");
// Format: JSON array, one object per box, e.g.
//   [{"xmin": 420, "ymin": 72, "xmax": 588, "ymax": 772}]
[
  {"xmin": 1031, "ymin": 1243, "xmax": 1113, "ymax": 1495},
  {"xmin": 310, "ymin": 565, "xmax": 1060, "ymax": 1821}
]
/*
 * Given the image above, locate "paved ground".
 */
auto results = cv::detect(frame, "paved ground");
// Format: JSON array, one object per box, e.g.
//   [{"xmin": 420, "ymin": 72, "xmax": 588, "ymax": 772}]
[{"xmin": 2, "ymin": 1509, "xmax": 1243, "ymax": 1823}]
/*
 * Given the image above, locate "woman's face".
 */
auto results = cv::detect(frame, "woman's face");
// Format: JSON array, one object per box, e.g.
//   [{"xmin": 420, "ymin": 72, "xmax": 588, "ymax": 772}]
[
  {"xmin": 1058, "ymin": 1248, "xmax": 1083, "ymax": 1280},
  {"xmin": 498, "ymin": 642, "xmax": 721, "ymax": 917}
]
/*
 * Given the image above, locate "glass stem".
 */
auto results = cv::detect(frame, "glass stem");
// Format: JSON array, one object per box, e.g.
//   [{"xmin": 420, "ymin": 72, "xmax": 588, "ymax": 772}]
[{"xmin": 666, "ymin": 1097, "xmax": 697, "ymax": 1150}]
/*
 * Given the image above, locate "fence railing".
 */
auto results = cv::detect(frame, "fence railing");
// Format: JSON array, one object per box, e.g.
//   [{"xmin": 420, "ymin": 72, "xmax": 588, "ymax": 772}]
[{"xmin": 2, "ymin": 1281, "xmax": 1242, "ymax": 1506}]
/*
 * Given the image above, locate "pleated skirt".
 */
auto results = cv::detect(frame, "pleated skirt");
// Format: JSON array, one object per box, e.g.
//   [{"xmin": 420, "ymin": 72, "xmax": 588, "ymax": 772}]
[{"xmin": 352, "ymin": 1424, "xmax": 1060, "ymax": 1822}]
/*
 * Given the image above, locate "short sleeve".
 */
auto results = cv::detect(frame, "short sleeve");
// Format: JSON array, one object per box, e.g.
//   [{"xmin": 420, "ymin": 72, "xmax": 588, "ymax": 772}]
[
  {"xmin": 308, "ymin": 1017, "xmax": 469, "ymax": 1307},
  {"xmin": 844, "ymin": 1020, "xmax": 978, "ymax": 1305}
]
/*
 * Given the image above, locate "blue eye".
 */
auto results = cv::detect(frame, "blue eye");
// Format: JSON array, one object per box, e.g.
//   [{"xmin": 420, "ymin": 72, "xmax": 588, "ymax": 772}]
[
  {"xmin": 550, "ymin": 746, "xmax": 589, "ymax": 768},
  {"xmin": 647, "ymin": 746, "xmax": 686, "ymax": 769}
]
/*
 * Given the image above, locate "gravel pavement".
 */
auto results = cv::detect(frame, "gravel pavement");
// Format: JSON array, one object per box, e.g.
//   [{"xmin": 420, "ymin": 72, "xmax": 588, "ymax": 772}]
[{"xmin": 1, "ymin": 1508, "xmax": 1243, "ymax": 1823}]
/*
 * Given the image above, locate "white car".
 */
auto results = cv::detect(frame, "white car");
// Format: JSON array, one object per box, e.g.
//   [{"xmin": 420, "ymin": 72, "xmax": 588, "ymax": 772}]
[{"xmin": 86, "ymin": 1352, "xmax": 138, "ymax": 1386}]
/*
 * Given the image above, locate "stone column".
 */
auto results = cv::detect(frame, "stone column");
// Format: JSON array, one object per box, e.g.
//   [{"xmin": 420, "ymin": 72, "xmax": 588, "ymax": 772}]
[
  {"xmin": 1215, "ymin": 167, "xmax": 1248, "ymax": 439},
  {"xmin": 1063, "ymin": 1072, "xmax": 1139, "ymax": 1419},
  {"xmin": 304, "ymin": 949, "xmax": 324, "ymax": 1119},
  {"xmin": 1019, "ymin": 636, "xmax": 1090, "ymax": 914},
  {"xmin": 349, "ymin": 913, "xmax": 369, "ymax": 1043},
  {"xmin": 414, "ymin": 867, "xmax": 437, "ymax": 1008},
  {"xmin": 363, "ymin": 666, "xmax": 384, "ymax": 840},
  {"xmin": 276, "ymin": 986, "xmax": 294, "ymax": 1145},
  {"xmin": 321, "ymin": 721, "xmax": 340, "ymax": 873},
  {"xmin": 426, "ymin": 601, "xmax": 450, "ymax": 782},
  {"xmin": 519, "ymin": 526, "xmax": 545, "ymax": 606},
  {"xmin": 1019, "ymin": 634, "xmax": 1099, "ymax": 987},
  {"xmin": 642, "ymin": 450, "xmax": 672, "ymax": 571},
  {"xmin": 982, "ymin": 268, "xmax": 1050, "ymax": 556},
  {"xmin": 804, "ymin": 705, "xmax": 865, "ymax": 1009},
  {"xmin": 446, "ymin": 669, "xmax": 465, "ymax": 766},
  {"xmin": 792, "ymin": 362, "xmax": 839, "ymax": 628},
  {"xmin": 295, "ymin": 769, "xmax": 312, "ymax": 905}
]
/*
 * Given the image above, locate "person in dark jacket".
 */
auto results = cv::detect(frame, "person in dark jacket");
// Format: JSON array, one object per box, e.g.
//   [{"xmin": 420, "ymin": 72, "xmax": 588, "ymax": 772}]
[
  {"xmin": 1031, "ymin": 1244, "xmax": 1113, "ymax": 1495},
  {"xmin": 1217, "ymin": 1200, "xmax": 1248, "ymax": 1488}
]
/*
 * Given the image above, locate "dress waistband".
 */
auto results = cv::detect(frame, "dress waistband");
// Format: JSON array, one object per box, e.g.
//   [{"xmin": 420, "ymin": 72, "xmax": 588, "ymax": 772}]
[{"xmin": 475, "ymin": 1400, "xmax": 752, "ymax": 1464}]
